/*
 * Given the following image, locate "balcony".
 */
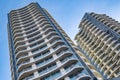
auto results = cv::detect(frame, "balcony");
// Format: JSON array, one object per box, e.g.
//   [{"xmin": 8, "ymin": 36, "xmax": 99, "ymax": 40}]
[
  {"xmin": 18, "ymin": 66, "xmax": 32, "ymax": 76},
  {"xmin": 16, "ymin": 53, "xmax": 28, "ymax": 62},
  {"xmin": 34, "ymin": 51, "xmax": 50, "ymax": 60},
  {"xmin": 17, "ymin": 59, "xmax": 30, "ymax": 68},
  {"xmin": 56, "ymin": 49, "xmax": 69, "ymax": 56},
  {"xmin": 42, "ymin": 70, "xmax": 61, "ymax": 80},
  {"xmin": 55, "ymin": 64, "xmax": 84, "ymax": 80},
  {"xmin": 22, "ymin": 74, "xmax": 34, "ymax": 80},
  {"xmin": 30, "ymin": 40, "xmax": 45, "ymax": 49},
  {"xmin": 36, "ymin": 56, "xmax": 53, "ymax": 67},
  {"xmin": 31, "ymin": 45, "xmax": 47, "ymax": 53},
  {"xmin": 39, "ymin": 64, "xmax": 57, "ymax": 75}
]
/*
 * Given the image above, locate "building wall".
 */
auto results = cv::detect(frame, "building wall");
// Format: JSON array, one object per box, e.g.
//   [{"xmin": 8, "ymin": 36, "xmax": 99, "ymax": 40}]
[{"xmin": 75, "ymin": 12, "xmax": 120, "ymax": 79}]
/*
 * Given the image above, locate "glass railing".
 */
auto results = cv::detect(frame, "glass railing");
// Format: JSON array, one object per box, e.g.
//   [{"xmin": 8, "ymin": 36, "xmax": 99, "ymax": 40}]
[
  {"xmin": 36, "ymin": 58, "xmax": 53, "ymax": 67},
  {"xmin": 30, "ymin": 41, "xmax": 44, "ymax": 48},
  {"xmin": 32, "ymin": 45, "xmax": 47, "ymax": 53},
  {"xmin": 28, "ymin": 35, "xmax": 42, "ymax": 43},
  {"xmin": 27, "ymin": 31, "xmax": 40, "ymax": 39},
  {"xmin": 39, "ymin": 65, "xmax": 57, "ymax": 75},
  {"xmin": 34, "ymin": 51, "xmax": 50, "ymax": 60}
]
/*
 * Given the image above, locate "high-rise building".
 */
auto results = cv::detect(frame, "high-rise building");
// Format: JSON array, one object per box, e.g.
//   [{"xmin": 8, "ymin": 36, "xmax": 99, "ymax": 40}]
[
  {"xmin": 75, "ymin": 12, "xmax": 120, "ymax": 79},
  {"xmin": 7, "ymin": 3, "xmax": 102, "ymax": 80}
]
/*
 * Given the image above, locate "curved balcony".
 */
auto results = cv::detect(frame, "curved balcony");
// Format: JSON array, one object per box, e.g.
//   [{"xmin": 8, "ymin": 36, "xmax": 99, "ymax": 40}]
[
  {"xmin": 56, "ymin": 65, "xmax": 84, "ymax": 80},
  {"xmin": 13, "ymin": 30, "xmax": 40, "ymax": 44},
  {"xmin": 12, "ymin": 30, "xmax": 24, "ymax": 35},
  {"xmin": 11, "ymin": 15, "xmax": 33, "ymax": 26},
  {"xmin": 10, "ymin": 13, "xmax": 20, "ymax": 19},
  {"xmin": 18, "ymin": 8, "xmax": 39, "ymax": 18},
  {"xmin": 38, "ymin": 21, "xmax": 50, "ymax": 28},
  {"xmin": 11, "ymin": 16, "xmax": 33, "ymax": 29},
  {"xmin": 14, "ymin": 30, "xmax": 58, "ymax": 50},
  {"xmin": 24, "ymin": 24, "xmax": 38, "ymax": 32},
  {"xmin": 17, "ymin": 45, "xmax": 69, "ymax": 67},
  {"xmin": 12, "ymin": 8, "xmax": 40, "ymax": 23},
  {"xmin": 17, "ymin": 49, "xmax": 74, "ymax": 80},
  {"xmin": 15, "ymin": 33, "xmax": 61, "ymax": 61},
  {"xmin": 13, "ymin": 27, "xmax": 38, "ymax": 42},
  {"xmin": 10, "ymin": 18, "xmax": 22, "ymax": 25},
  {"xmin": 13, "ymin": 27, "xmax": 38, "ymax": 40},
  {"xmin": 15, "ymin": 35, "xmax": 43, "ymax": 52},
  {"xmin": 15, "ymin": 36, "xmax": 64, "ymax": 60},
  {"xmin": 22, "ymin": 17, "xmax": 46, "ymax": 29},
  {"xmin": 12, "ymin": 15, "xmax": 46, "ymax": 33},
  {"xmin": 31, "ymin": 57, "xmax": 78, "ymax": 80},
  {"xmin": 12, "ymin": 23, "xmax": 36, "ymax": 36},
  {"xmin": 14, "ymin": 33, "xmax": 42, "ymax": 50},
  {"xmin": 12, "ymin": 18, "xmax": 47, "ymax": 38},
  {"xmin": 12, "ymin": 27, "xmax": 23, "ymax": 36},
  {"xmin": 14, "ymin": 28, "xmax": 56, "ymax": 45},
  {"xmin": 16, "ymin": 36, "xmax": 63, "ymax": 64},
  {"xmin": 15, "ymin": 42, "xmax": 47, "ymax": 59},
  {"xmin": 11, "ymin": 21, "xmax": 22, "ymax": 27},
  {"xmin": 11, "ymin": 5, "xmax": 38, "ymax": 18},
  {"xmin": 10, "ymin": 11, "xmax": 18, "ymax": 16},
  {"xmin": 12, "ymin": 16, "xmax": 47, "ymax": 34},
  {"xmin": 15, "ymin": 23, "xmax": 53, "ymax": 38},
  {"xmin": 19, "ymin": 5, "xmax": 39, "ymax": 14},
  {"xmin": 12, "ymin": 13, "xmax": 31, "ymax": 21},
  {"xmin": 17, "ymin": 43, "xmax": 69, "ymax": 71},
  {"xmin": 12, "ymin": 27, "xmax": 23, "ymax": 34},
  {"xmin": 10, "ymin": 17, "xmax": 20, "ymax": 23},
  {"xmin": 11, "ymin": 16, "xmax": 34, "ymax": 28},
  {"xmin": 15, "ymin": 39, "xmax": 44, "ymax": 56}
]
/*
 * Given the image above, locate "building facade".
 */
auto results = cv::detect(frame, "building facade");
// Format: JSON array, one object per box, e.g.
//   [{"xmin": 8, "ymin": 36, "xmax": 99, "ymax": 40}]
[
  {"xmin": 7, "ymin": 3, "xmax": 102, "ymax": 80},
  {"xmin": 75, "ymin": 12, "xmax": 120, "ymax": 79}
]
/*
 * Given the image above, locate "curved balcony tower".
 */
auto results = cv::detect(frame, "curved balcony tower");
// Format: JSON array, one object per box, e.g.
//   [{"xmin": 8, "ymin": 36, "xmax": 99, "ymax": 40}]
[
  {"xmin": 8, "ymin": 3, "xmax": 102, "ymax": 80},
  {"xmin": 75, "ymin": 12, "xmax": 120, "ymax": 79}
]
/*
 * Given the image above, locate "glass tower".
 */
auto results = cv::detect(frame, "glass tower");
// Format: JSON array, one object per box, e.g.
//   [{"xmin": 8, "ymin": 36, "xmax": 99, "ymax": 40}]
[
  {"xmin": 75, "ymin": 12, "xmax": 120, "ymax": 79},
  {"xmin": 8, "ymin": 3, "xmax": 102, "ymax": 80}
]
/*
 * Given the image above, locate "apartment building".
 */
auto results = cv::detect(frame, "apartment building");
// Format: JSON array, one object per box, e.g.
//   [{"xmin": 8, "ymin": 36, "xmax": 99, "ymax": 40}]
[{"xmin": 8, "ymin": 3, "xmax": 102, "ymax": 80}]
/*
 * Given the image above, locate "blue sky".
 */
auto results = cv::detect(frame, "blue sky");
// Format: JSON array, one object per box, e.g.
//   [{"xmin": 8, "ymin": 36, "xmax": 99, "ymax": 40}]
[{"xmin": 0, "ymin": 0, "xmax": 120, "ymax": 80}]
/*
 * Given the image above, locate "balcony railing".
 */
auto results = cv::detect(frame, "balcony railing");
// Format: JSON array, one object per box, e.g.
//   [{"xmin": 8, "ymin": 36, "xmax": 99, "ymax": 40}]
[
  {"xmin": 22, "ymin": 74, "xmax": 34, "ymax": 80},
  {"xmin": 39, "ymin": 65, "xmax": 57, "ymax": 75},
  {"xmin": 17, "ymin": 60, "xmax": 30, "ymax": 68},
  {"xmin": 18, "ymin": 67, "xmax": 32, "ymax": 76},
  {"xmin": 36, "ymin": 57, "xmax": 53, "ymax": 67}
]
